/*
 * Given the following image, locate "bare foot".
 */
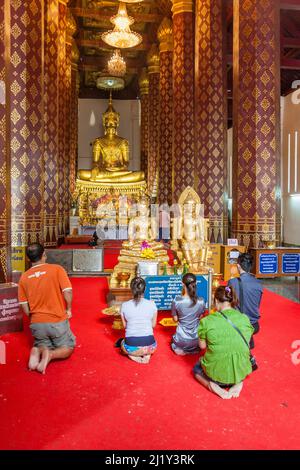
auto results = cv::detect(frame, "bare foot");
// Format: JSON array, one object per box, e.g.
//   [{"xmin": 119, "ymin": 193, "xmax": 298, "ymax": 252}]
[
  {"xmin": 128, "ymin": 355, "xmax": 144, "ymax": 364},
  {"xmin": 173, "ymin": 348, "xmax": 187, "ymax": 356},
  {"xmin": 28, "ymin": 347, "xmax": 40, "ymax": 370},
  {"xmin": 228, "ymin": 382, "xmax": 243, "ymax": 398},
  {"xmin": 209, "ymin": 381, "xmax": 232, "ymax": 399},
  {"xmin": 37, "ymin": 349, "xmax": 51, "ymax": 374},
  {"xmin": 128, "ymin": 355, "xmax": 151, "ymax": 364},
  {"xmin": 140, "ymin": 355, "xmax": 151, "ymax": 364}
]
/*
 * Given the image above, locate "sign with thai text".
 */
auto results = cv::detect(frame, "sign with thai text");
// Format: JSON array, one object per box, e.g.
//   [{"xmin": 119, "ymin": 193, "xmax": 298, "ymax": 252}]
[
  {"xmin": 144, "ymin": 275, "xmax": 209, "ymax": 310},
  {"xmin": 259, "ymin": 253, "xmax": 278, "ymax": 275},
  {"xmin": 282, "ymin": 253, "xmax": 300, "ymax": 274}
]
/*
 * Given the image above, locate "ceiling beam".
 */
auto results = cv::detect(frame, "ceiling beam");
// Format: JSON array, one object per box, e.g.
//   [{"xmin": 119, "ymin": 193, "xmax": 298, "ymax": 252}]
[
  {"xmin": 77, "ymin": 39, "xmax": 150, "ymax": 51},
  {"xmin": 280, "ymin": 0, "xmax": 300, "ymax": 10},
  {"xmin": 71, "ymin": 8, "xmax": 162, "ymax": 23},
  {"xmin": 281, "ymin": 57, "xmax": 300, "ymax": 69}
]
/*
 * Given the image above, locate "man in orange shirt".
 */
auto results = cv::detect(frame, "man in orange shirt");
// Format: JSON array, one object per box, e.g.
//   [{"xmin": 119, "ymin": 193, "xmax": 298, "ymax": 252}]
[{"xmin": 18, "ymin": 243, "xmax": 76, "ymax": 374}]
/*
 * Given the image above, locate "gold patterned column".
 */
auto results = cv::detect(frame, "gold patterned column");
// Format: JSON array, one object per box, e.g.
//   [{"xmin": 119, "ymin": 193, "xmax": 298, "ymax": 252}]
[
  {"xmin": 0, "ymin": 0, "xmax": 11, "ymax": 281},
  {"xmin": 58, "ymin": 0, "xmax": 68, "ymax": 241},
  {"xmin": 70, "ymin": 38, "xmax": 79, "ymax": 196},
  {"xmin": 157, "ymin": 17, "xmax": 173, "ymax": 205},
  {"xmin": 138, "ymin": 68, "xmax": 149, "ymax": 179},
  {"xmin": 65, "ymin": 9, "xmax": 76, "ymax": 227},
  {"xmin": 195, "ymin": 0, "xmax": 228, "ymax": 243},
  {"xmin": 44, "ymin": 0, "xmax": 59, "ymax": 247},
  {"xmin": 9, "ymin": 0, "xmax": 45, "ymax": 248},
  {"xmin": 232, "ymin": 0, "xmax": 281, "ymax": 248},
  {"xmin": 172, "ymin": 0, "xmax": 195, "ymax": 201},
  {"xmin": 147, "ymin": 44, "xmax": 160, "ymax": 198}
]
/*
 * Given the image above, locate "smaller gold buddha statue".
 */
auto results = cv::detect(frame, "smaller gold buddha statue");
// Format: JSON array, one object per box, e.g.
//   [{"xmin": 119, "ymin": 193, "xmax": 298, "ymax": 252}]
[
  {"xmin": 78, "ymin": 95, "xmax": 145, "ymax": 184},
  {"xmin": 171, "ymin": 187, "xmax": 211, "ymax": 273}
]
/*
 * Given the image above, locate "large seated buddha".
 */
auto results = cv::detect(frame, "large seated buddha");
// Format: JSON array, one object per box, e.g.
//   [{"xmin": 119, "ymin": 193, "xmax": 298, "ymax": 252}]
[{"xmin": 78, "ymin": 95, "xmax": 145, "ymax": 184}]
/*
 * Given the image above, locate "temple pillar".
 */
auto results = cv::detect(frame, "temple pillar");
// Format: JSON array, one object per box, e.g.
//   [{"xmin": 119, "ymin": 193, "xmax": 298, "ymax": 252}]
[
  {"xmin": 171, "ymin": 0, "xmax": 195, "ymax": 200},
  {"xmin": 146, "ymin": 44, "xmax": 160, "ymax": 198},
  {"xmin": 70, "ymin": 38, "xmax": 80, "ymax": 196},
  {"xmin": 44, "ymin": 0, "xmax": 59, "ymax": 247},
  {"xmin": 9, "ymin": 0, "xmax": 45, "ymax": 249},
  {"xmin": 195, "ymin": 0, "xmax": 228, "ymax": 243},
  {"xmin": 65, "ymin": 9, "xmax": 76, "ymax": 225},
  {"xmin": 157, "ymin": 17, "xmax": 173, "ymax": 206},
  {"xmin": 57, "ymin": 0, "xmax": 68, "ymax": 241},
  {"xmin": 232, "ymin": 0, "xmax": 281, "ymax": 248},
  {"xmin": 138, "ymin": 68, "xmax": 149, "ymax": 180},
  {"xmin": 0, "ymin": 0, "xmax": 11, "ymax": 281}
]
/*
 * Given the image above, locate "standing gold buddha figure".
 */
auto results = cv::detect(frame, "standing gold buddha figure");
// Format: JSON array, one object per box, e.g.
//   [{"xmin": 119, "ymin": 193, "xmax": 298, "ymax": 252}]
[{"xmin": 78, "ymin": 95, "xmax": 145, "ymax": 183}]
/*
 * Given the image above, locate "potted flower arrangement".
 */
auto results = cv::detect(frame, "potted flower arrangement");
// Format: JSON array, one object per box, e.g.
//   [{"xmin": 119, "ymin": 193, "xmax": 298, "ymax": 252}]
[{"xmin": 140, "ymin": 241, "xmax": 156, "ymax": 259}]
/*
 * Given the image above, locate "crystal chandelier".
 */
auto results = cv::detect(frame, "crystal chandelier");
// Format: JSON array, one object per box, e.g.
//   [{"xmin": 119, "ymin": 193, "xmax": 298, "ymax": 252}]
[
  {"xmin": 107, "ymin": 49, "xmax": 126, "ymax": 77},
  {"xmin": 96, "ymin": 72, "xmax": 125, "ymax": 91},
  {"xmin": 101, "ymin": 2, "xmax": 142, "ymax": 49}
]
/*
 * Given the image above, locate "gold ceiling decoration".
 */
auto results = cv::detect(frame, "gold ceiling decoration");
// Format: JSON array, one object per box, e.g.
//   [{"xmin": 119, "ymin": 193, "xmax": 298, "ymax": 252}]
[
  {"xmin": 147, "ymin": 44, "xmax": 160, "ymax": 74},
  {"xmin": 121, "ymin": 0, "xmax": 144, "ymax": 3},
  {"xmin": 107, "ymin": 49, "xmax": 126, "ymax": 77},
  {"xmin": 157, "ymin": 17, "xmax": 173, "ymax": 52},
  {"xmin": 101, "ymin": 2, "xmax": 142, "ymax": 49}
]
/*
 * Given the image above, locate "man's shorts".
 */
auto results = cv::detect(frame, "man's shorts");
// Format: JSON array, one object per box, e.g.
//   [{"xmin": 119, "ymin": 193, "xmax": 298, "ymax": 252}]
[{"xmin": 30, "ymin": 320, "xmax": 76, "ymax": 350}]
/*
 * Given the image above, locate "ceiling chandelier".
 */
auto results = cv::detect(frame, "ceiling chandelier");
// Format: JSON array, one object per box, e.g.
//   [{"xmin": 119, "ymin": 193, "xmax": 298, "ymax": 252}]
[
  {"xmin": 96, "ymin": 71, "xmax": 125, "ymax": 91},
  {"xmin": 107, "ymin": 49, "xmax": 126, "ymax": 77},
  {"xmin": 101, "ymin": 2, "xmax": 142, "ymax": 49}
]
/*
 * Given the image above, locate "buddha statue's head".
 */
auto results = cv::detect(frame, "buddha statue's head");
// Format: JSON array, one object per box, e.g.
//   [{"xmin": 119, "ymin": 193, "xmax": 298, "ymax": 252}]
[
  {"xmin": 102, "ymin": 95, "xmax": 120, "ymax": 135},
  {"xmin": 183, "ymin": 196, "xmax": 200, "ymax": 217},
  {"xmin": 138, "ymin": 196, "xmax": 149, "ymax": 216}
]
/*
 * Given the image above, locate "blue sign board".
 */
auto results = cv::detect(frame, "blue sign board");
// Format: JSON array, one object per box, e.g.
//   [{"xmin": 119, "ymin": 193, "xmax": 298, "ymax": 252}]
[
  {"xmin": 144, "ymin": 275, "xmax": 209, "ymax": 310},
  {"xmin": 259, "ymin": 253, "xmax": 278, "ymax": 274},
  {"xmin": 282, "ymin": 253, "xmax": 300, "ymax": 274}
]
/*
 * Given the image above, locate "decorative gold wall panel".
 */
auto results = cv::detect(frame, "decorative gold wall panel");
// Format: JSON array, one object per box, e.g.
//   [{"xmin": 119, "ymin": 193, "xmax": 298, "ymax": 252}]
[
  {"xmin": 195, "ymin": 0, "xmax": 227, "ymax": 243},
  {"xmin": 232, "ymin": 0, "xmax": 281, "ymax": 248}
]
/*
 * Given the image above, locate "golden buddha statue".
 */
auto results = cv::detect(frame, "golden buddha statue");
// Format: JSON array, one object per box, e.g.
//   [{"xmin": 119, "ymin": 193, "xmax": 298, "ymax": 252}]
[
  {"xmin": 78, "ymin": 95, "xmax": 145, "ymax": 183},
  {"xmin": 171, "ymin": 187, "xmax": 211, "ymax": 273}
]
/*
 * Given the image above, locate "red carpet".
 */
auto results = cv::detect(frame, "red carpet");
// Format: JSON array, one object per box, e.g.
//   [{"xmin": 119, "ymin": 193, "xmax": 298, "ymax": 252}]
[{"xmin": 1, "ymin": 278, "xmax": 300, "ymax": 450}]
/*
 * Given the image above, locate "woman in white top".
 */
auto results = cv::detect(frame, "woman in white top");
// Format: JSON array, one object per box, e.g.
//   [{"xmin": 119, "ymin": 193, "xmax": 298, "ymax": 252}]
[{"xmin": 120, "ymin": 277, "xmax": 158, "ymax": 364}]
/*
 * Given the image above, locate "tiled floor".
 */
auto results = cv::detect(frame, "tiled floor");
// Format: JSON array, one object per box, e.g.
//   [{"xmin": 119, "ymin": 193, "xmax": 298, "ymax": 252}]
[{"xmin": 262, "ymin": 276, "xmax": 300, "ymax": 303}]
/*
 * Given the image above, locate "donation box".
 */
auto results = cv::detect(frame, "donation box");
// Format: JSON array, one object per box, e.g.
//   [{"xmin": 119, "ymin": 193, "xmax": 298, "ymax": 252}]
[{"xmin": 0, "ymin": 283, "xmax": 23, "ymax": 335}]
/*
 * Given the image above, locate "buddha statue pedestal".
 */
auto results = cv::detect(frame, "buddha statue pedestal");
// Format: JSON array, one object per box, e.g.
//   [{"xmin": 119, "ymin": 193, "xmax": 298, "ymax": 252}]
[
  {"xmin": 109, "ymin": 240, "xmax": 169, "ymax": 289},
  {"xmin": 74, "ymin": 179, "xmax": 147, "ymax": 227}
]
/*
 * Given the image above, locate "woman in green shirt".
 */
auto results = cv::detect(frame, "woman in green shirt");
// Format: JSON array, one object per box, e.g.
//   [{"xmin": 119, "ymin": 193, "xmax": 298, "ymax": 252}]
[{"xmin": 193, "ymin": 285, "xmax": 254, "ymax": 399}]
